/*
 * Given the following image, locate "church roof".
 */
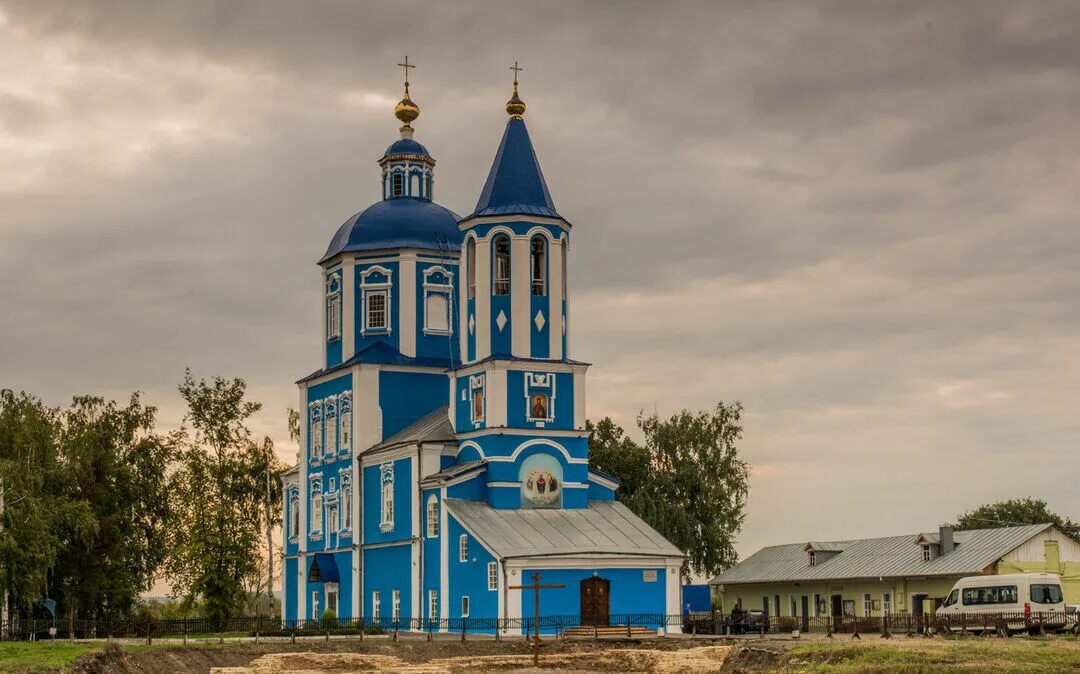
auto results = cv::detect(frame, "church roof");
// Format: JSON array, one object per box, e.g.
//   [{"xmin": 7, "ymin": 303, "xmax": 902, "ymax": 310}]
[
  {"xmin": 295, "ymin": 341, "xmax": 453, "ymax": 384},
  {"xmin": 468, "ymin": 117, "xmax": 561, "ymax": 220},
  {"xmin": 446, "ymin": 499, "xmax": 684, "ymax": 560},
  {"xmin": 366, "ymin": 405, "xmax": 455, "ymax": 454},
  {"xmin": 382, "ymin": 137, "xmax": 431, "ymax": 161},
  {"xmin": 320, "ymin": 198, "xmax": 462, "ymax": 263}
]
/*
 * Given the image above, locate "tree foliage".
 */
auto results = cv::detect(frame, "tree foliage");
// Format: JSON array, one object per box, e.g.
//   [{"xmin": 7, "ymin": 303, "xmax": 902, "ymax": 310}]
[
  {"xmin": 954, "ymin": 498, "xmax": 1080, "ymax": 540},
  {"xmin": 588, "ymin": 403, "xmax": 750, "ymax": 577},
  {"xmin": 50, "ymin": 394, "xmax": 173, "ymax": 622},
  {"xmin": 164, "ymin": 371, "xmax": 283, "ymax": 621}
]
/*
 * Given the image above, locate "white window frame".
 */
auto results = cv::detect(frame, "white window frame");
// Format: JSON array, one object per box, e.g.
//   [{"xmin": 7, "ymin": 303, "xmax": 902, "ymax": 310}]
[
  {"xmin": 392, "ymin": 589, "xmax": 401, "ymax": 622},
  {"xmin": 524, "ymin": 372, "xmax": 556, "ymax": 423},
  {"xmin": 340, "ymin": 472, "xmax": 352, "ymax": 531},
  {"xmin": 312, "ymin": 591, "xmax": 320, "ymax": 620},
  {"xmin": 808, "ymin": 551, "xmax": 816, "ymax": 567},
  {"xmin": 309, "ymin": 402, "xmax": 323, "ymax": 460},
  {"xmin": 310, "ymin": 480, "xmax": 323, "ymax": 537},
  {"xmin": 922, "ymin": 545, "xmax": 932, "ymax": 562},
  {"xmin": 428, "ymin": 589, "xmax": 438, "ymax": 621},
  {"xmin": 372, "ymin": 591, "xmax": 381, "ymax": 621},
  {"xmin": 422, "ymin": 266, "xmax": 454, "ymax": 336},
  {"xmin": 883, "ymin": 592, "xmax": 892, "ymax": 615},
  {"xmin": 487, "ymin": 562, "xmax": 498, "ymax": 591},
  {"xmin": 391, "ymin": 171, "xmax": 404, "ymax": 197},
  {"xmin": 863, "ymin": 593, "xmax": 872, "ymax": 617},
  {"xmin": 380, "ymin": 463, "xmax": 394, "ymax": 532},
  {"xmin": 326, "ymin": 584, "xmax": 339, "ymax": 616},
  {"xmin": 326, "ymin": 275, "xmax": 341, "ymax": 341},
  {"xmin": 459, "ymin": 534, "xmax": 468, "ymax": 562},
  {"xmin": 339, "ymin": 394, "xmax": 352, "ymax": 452},
  {"xmin": 328, "ymin": 503, "xmax": 338, "ymax": 533},
  {"xmin": 470, "ymin": 375, "xmax": 485, "ymax": 424},
  {"xmin": 288, "ymin": 491, "xmax": 300, "ymax": 540},
  {"xmin": 426, "ymin": 495, "xmax": 439, "ymax": 537},
  {"xmin": 324, "ymin": 397, "xmax": 337, "ymax": 457},
  {"xmin": 360, "ymin": 266, "xmax": 393, "ymax": 335},
  {"xmin": 492, "ymin": 234, "xmax": 511, "ymax": 296},
  {"xmin": 461, "ymin": 595, "xmax": 470, "ymax": 618}
]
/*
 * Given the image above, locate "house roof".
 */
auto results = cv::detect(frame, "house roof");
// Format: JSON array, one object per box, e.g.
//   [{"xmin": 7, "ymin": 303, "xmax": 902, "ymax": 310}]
[
  {"xmin": 711, "ymin": 524, "xmax": 1052, "ymax": 586},
  {"xmin": 446, "ymin": 498, "xmax": 684, "ymax": 560},
  {"xmin": 420, "ymin": 460, "xmax": 485, "ymax": 485},
  {"xmin": 366, "ymin": 405, "xmax": 455, "ymax": 454}
]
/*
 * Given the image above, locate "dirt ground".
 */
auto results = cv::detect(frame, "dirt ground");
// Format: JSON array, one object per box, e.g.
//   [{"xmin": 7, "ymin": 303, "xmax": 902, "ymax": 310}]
[{"xmin": 70, "ymin": 639, "xmax": 732, "ymax": 674}]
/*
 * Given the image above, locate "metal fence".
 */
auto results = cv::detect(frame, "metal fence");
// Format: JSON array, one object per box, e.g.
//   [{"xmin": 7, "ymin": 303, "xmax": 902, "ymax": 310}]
[{"xmin": 4, "ymin": 610, "xmax": 1077, "ymax": 643}]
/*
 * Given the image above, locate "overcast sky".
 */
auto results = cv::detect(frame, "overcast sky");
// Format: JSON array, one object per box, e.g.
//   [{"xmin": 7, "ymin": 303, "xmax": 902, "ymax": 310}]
[{"xmin": 2, "ymin": 1, "xmax": 1079, "ymax": 562}]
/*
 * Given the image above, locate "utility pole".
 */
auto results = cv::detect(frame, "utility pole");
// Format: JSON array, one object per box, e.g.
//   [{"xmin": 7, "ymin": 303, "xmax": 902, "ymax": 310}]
[{"xmin": 509, "ymin": 572, "xmax": 565, "ymax": 667}]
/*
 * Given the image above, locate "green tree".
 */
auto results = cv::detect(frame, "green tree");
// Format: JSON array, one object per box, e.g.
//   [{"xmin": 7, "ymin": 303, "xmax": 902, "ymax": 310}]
[
  {"xmin": 954, "ymin": 498, "xmax": 1080, "ymax": 540},
  {"xmin": 0, "ymin": 391, "xmax": 91, "ymax": 615},
  {"xmin": 49, "ymin": 394, "xmax": 173, "ymax": 624},
  {"xmin": 588, "ymin": 403, "xmax": 750, "ymax": 578},
  {"xmin": 164, "ymin": 371, "xmax": 280, "ymax": 621}
]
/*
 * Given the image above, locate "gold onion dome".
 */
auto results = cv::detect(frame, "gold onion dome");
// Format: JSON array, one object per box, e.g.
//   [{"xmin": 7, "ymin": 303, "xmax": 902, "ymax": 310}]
[
  {"xmin": 395, "ymin": 91, "xmax": 419, "ymax": 130},
  {"xmin": 506, "ymin": 89, "xmax": 526, "ymax": 117}
]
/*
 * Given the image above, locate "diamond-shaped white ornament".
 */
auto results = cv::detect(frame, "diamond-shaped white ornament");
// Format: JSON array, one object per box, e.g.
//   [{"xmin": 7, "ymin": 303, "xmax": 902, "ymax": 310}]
[
  {"xmin": 496, "ymin": 310, "xmax": 508, "ymax": 332},
  {"xmin": 468, "ymin": 314, "xmax": 475, "ymax": 335},
  {"xmin": 534, "ymin": 310, "xmax": 546, "ymax": 331}
]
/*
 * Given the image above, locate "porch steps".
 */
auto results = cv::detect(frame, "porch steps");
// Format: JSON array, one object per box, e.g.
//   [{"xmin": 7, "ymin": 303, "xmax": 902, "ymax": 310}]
[{"xmin": 563, "ymin": 625, "xmax": 658, "ymax": 639}]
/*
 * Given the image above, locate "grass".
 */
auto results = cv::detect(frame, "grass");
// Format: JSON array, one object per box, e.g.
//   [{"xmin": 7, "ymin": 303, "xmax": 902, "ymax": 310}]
[
  {"xmin": 0, "ymin": 641, "xmax": 100, "ymax": 673},
  {"xmin": 785, "ymin": 636, "xmax": 1080, "ymax": 673}
]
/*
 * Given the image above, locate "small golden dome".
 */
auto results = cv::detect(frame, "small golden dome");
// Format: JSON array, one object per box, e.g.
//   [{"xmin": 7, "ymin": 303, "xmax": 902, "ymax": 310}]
[
  {"xmin": 395, "ymin": 92, "xmax": 420, "ymax": 129},
  {"xmin": 506, "ymin": 88, "xmax": 526, "ymax": 118}
]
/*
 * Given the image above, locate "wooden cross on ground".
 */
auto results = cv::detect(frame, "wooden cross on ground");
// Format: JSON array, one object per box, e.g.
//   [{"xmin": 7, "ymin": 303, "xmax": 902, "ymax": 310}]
[{"xmin": 509, "ymin": 572, "xmax": 565, "ymax": 667}]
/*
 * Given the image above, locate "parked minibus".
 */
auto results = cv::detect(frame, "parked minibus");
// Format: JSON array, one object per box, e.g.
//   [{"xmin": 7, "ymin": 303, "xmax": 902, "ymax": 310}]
[{"xmin": 936, "ymin": 573, "xmax": 1066, "ymax": 633}]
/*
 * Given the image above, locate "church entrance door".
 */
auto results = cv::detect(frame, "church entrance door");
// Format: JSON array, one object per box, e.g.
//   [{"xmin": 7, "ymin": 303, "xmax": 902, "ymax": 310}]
[{"xmin": 580, "ymin": 577, "xmax": 610, "ymax": 626}]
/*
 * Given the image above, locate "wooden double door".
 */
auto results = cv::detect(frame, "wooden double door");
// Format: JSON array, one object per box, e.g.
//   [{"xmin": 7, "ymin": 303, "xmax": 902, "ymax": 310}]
[{"xmin": 580, "ymin": 577, "xmax": 610, "ymax": 626}]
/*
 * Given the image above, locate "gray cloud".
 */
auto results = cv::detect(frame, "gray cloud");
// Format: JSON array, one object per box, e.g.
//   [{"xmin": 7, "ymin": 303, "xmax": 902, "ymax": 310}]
[{"xmin": 1, "ymin": 0, "xmax": 1079, "ymax": 560}]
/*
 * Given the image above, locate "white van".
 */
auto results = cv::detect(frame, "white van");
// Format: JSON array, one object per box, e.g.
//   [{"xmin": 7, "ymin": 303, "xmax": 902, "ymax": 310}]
[{"xmin": 936, "ymin": 573, "xmax": 1066, "ymax": 633}]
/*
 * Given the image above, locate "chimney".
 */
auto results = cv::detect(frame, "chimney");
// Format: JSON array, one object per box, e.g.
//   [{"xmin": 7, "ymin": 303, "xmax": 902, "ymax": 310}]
[{"xmin": 939, "ymin": 526, "xmax": 955, "ymax": 555}]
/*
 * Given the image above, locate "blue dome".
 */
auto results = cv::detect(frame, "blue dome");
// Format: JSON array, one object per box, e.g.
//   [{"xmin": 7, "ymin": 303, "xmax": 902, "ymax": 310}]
[
  {"xmin": 383, "ymin": 138, "xmax": 430, "ymax": 159},
  {"xmin": 321, "ymin": 199, "xmax": 461, "ymax": 262}
]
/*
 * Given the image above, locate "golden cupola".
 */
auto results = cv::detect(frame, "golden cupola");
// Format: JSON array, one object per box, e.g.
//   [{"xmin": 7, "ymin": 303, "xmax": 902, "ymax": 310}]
[{"xmin": 506, "ymin": 61, "xmax": 526, "ymax": 118}]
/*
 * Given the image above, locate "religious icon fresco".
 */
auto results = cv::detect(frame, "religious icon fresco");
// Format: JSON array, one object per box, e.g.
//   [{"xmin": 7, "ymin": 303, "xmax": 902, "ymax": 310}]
[
  {"xmin": 530, "ymin": 393, "xmax": 548, "ymax": 420},
  {"xmin": 519, "ymin": 452, "xmax": 563, "ymax": 508}
]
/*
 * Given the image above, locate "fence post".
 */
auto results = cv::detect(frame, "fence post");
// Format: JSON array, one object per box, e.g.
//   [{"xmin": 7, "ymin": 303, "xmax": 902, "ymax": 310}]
[
  {"xmin": 851, "ymin": 616, "xmax": 860, "ymax": 640},
  {"xmin": 881, "ymin": 613, "xmax": 891, "ymax": 640},
  {"xmin": 393, "ymin": 619, "xmax": 399, "ymax": 643},
  {"xmin": 461, "ymin": 617, "xmax": 467, "ymax": 643}
]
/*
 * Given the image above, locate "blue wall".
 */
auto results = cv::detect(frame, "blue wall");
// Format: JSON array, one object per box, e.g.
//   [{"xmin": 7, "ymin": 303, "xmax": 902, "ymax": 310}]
[
  {"xmin": 362, "ymin": 456, "xmax": 413, "ymax": 544},
  {"xmin": 505, "ymin": 370, "xmax": 574, "ymax": 430},
  {"xmin": 422, "ymin": 488, "xmax": 441, "ymax": 621},
  {"xmin": 520, "ymin": 567, "xmax": 668, "ymax": 633},
  {"xmin": 415, "ymin": 260, "xmax": 461, "ymax": 363},
  {"xmin": 306, "ymin": 374, "xmax": 353, "ymax": 553},
  {"xmin": 364, "ymin": 544, "xmax": 413, "ymax": 624},
  {"xmin": 448, "ymin": 515, "xmax": 498, "ymax": 630},
  {"xmin": 284, "ymin": 556, "xmax": 298, "ymax": 622},
  {"xmin": 379, "ymin": 370, "xmax": 448, "ymax": 438},
  {"xmin": 355, "ymin": 260, "xmax": 400, "ymax": 354}
]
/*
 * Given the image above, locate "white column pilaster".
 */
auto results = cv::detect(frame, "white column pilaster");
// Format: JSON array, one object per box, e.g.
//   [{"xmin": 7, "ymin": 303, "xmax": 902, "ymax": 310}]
[
  {"xmin": 400, "ymin": 255, "xmax": 417, "ymax": 357},
  {"xmin": 475, "ymin": 241, "xmax": 491, "ymax": 360},
  {"xmin": 548, "ymin": 238, "xmax": 564, "ymax": 360},
  {"xmin": 342, "ymin": 257, "xmax": 356, "ymax": 360},
  {"xmin": 511, "ymin": 235, "xmax": 530, "ymax": 357}
]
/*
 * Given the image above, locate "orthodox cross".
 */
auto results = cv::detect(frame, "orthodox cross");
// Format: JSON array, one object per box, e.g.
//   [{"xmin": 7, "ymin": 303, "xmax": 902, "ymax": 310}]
[
  {"xmin": 509, "ymin": 572, "xmax": 565, "ymax": 666},
  {"xmin": 510, "ymin": 61, "xmax": 524, "ymax": 86},
  {"xmin": 398, "ymin": 56, "xmax": 416, "ymax": 92}
]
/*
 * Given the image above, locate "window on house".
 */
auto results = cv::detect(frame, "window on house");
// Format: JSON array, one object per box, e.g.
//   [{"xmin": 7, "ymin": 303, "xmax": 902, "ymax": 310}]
[
  {"xmin": 561, "ymin": 242, "xmax": 567, "ymax": 298},
  {"xmin": 921, "ymin": 545, "xmax": 932, "ymax": 561},
  {"xmin": 328, "ymin": 505, "xmax": 338, "ymax": 533},
  {"xmin": 325, "ymin": 417, "xmax": 337, "ymax": 457},
  {"xmin": 311, "ymin": 491, "xmax": 323, "ymax": 533},
  {"xmin": 392, "ymin": 173, "xmax": 403, "ymax": 197},
  {"xmin": 392, "ymin": 589, "xmax": 401, "ymax": 621},
  {"xmin": 366, "ymin": 291, "xmax": 388, "ymax": 331},
  {"xmin": 863, "ymin": 593, "xmax": 872, "ymax": 617},
  {"xmin": 372, "ymin": 591, "xmax": 381, "ymax": 621},
  {"xmin": 531, "ymin": 236, "xmax": 546, "ymax": 295},
  {"xmin": 342, "ymin": 482, "xmax": 352, "ymax": 530},
  {"xmin": 813, "ymin": 593, "xmax": 822, "ymax": 617},
  {"xmin": 467, "ymin": 239, "xmax": 476, "ymax": 300},
  {"xmin": 459, "ymin": 534, "xmax": 468, "ymax": 562},
  {"xmin": 289, "ymin": 494, "xmax": 299, "ymax": 538},
  {"xmin": 312, "ymin": 591, "xmax": 320, "ymax": 621},
  {"xmin": 461, "ymin": 596, "xmax": 470, "ymax": 618},
  {"xmin": 883, "ymin": 592, "xmax": 892, "ymax": 615},
  {"xmin": 428, "ymin": 589, "xmax": 438, "ymax": 620},
  {"xmin": 487, "ymin": 562, "xmax": 498, "ymax": 591},
  {"xmin": 808, "ymin": 551, "xmax": 816, "ymax": 566},
  {"xmin": 425, "ymin": 292, "xmax": 450, "ymax": 333},
  {"xmin": 327, "ymin": 290, "xmax": 341, "ymax": 340},
  {"xmin": 381, "ymin": 480, "xmax": 394, "ymax": 528},
  {"xmin": 311, "ymin": 419, "xmax": 323, "ymax": 458},
  {"xmin": 493, "ymin": 235, "xmax": 511, "ymax": 295},
  {"xmin": 426, "ymin": 174, "xmax": 432, "ymax": 199},
  {"xmin": 426, "ymin": 495, "xmax": 439, "ymax": 537},
  {"xmin": 340, "ymin": 410, "xmax": 351, "ymax": 451}
]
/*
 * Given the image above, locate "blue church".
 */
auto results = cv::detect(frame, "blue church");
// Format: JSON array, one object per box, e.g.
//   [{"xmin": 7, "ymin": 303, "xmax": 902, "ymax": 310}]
[{"xmin": 281, "ymin": 66, "xmax": 684, "ymax": 633}]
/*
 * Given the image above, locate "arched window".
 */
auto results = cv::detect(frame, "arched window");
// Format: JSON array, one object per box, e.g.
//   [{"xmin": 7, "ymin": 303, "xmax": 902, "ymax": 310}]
[
  {"xmin": 381, "ymin": 481, "xmax": 394, "ymax": 528},
  {"xmin": 425, "ymin": 174, "xmax": 433, "ymax": 200},
  {"xmin": 466, "ymin": 239, "xmax": 476, "ymax": 300},
  {"xmin": 392, "ymin": 173, "xmax": 404, "ymax": 197},
  {"xmin": 426, "ymin": 495, "xmax": 439, "ymax": 537},
  {"xmin": 493, "ymin": 235, "xmax": 511, "ymax": 295},
  {"xmin": 531, "ymin": 236, "xmax": 546, "ymax": 296},
  {"xmin": 311, "ymin": 488, "xmax": 323, "ymax": 533},
  {"xmin": 342, "ymin": 478, "xmax": 353, "ymax": 530},
  {"xmin": 289, "ymin": 493, "xmax": 300, "ymax": 538}
]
